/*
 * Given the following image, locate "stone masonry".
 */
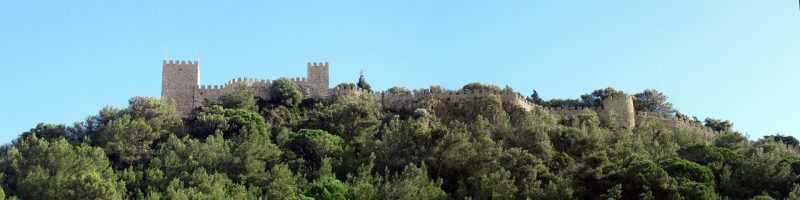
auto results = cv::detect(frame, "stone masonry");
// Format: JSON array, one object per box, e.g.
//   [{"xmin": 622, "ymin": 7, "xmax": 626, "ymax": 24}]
[
  {"xmin": 162, "ymin": 60, "xmax": 329, "ymax": 116},
  {"xmin": 161, "ymin": 59, "xmax": 688, "ymax": 132}
]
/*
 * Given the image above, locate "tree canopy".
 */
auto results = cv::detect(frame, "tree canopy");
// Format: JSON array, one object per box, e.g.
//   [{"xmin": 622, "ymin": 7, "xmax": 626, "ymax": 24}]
[{"xmin": 1, "ymin": 84, "xmax": 797, "ymax": 199}]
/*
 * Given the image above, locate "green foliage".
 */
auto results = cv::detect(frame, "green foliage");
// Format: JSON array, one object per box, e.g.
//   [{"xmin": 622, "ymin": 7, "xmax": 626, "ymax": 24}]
[
  {"xmin": 306, "ymin": 96, "xmax": 381, "ymax": 140},
  {"xmin": 271, "ymin": 78, "xmax": 303, "ymax": 107},
  {"xmin": 580, "ymin": 87, "xmax": 624, "ymax": 107},
  {"xmin": 528, "ymin": 89, "xmax": 544, "ymax": 104},
  {"xmin": 218, "ymin": 85, "xmax": 258, "ymax": 111},
  {"xmin": 3, "ymin": 137, "xmax": 124, "ymax": 199},
  {"xmin": 96, "ymin": 114, "xmax": 159, "ymax": 166},
  {"xmin": 387, "ymin": 86, "xmax": 411, "ymax": 95},
  {"xmin": 763, "ymin": 134, "xmax": 800, "ymax": 147},
  {"xmin": 20, "ymin": 123, "xmax": 69, "ymax": 141},
  {"xmin": 306, "ymin": 176, "xmax": 349, "ymax": 200},
  {"xmin": 381, "ymin": 163, "xmax": 446, "ymax": 200},
  {"xmin": 788, "ymin": 184, "xmax": 800, "ymax": 200},
  {"xmin": 3, "ymin": 84, "xmax": 800, "ymax": 199},
  {"xmin": 286, "ymin": 129, "xmax": 344, "ymax": 176},
  {"xmin": 705, "ymin": 118, "xmax": 733, "ymax": 132},
  {"xmin": 751, "ymin": 195, "xmax": 775, "ymax": 200},
  {"xmin": 357, "ymin": 72, "xmax": 372, "ymax": 92},
  {"xmin": 633, "ymin": 89, "xmax": 675, "ymax": 113},
  {"xmin": 714, "ymin": 132, "xmax": 748, "ymax": 149},
  {"xmin": 266, "ymin": 164, "xmax": 306, "ymax": 200},
  {"xmin": 461, "ymin": 82, "xmax": 501, "ymax": 92},
  {"xmin": 660, "ymin": 158, "xmax": 713, "ymax": 184}
]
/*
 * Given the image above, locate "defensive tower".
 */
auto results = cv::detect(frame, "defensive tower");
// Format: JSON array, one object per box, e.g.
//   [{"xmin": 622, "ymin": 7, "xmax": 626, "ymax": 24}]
[
  {"xmin": 598, "ymin": 93, "xmax": 636, "ymax": 130},
  {"xmin": 307, "ymin": 62, "xmax": 330, "ymax": 97},
  {"xmin": 162, "ymin": 60, "xmax": 199, "ymax": 116}
]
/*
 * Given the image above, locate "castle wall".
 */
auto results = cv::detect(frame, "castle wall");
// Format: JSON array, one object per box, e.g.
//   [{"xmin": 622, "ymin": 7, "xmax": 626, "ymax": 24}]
[
  {"xmin": 162, "ymin": 60, "xmax": 706, "ymax": 136},
  {"xmin": 370, "ymin": 88, "xmax": 535, "ymax": 113},
  {"xmin": 196, "ymin": 78, "xmax": 274, "ymax": 105},
  {"xmin": 545, "ymin": 106, "xmax": 599, "ymax": 119},
  {"xmin": 162, "ymin": 60, "xmax": 329, "ymax": 117},
  {"xmin": 636, "ymin": 112, "xmax": 720, "ymax": 140}
]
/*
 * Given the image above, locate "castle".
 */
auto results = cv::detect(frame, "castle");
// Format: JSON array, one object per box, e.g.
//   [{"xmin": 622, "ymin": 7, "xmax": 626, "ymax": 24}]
[
  {"xmin": 162, "ymin": 60, "xmax": 329, "ymax": 117},
  {"xmin": 161, "ymin": 60, "xmax": 717, "ymax": 134}
]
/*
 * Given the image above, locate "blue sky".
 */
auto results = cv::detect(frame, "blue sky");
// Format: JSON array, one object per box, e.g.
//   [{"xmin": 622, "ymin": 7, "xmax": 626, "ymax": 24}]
[{"xmin": 0, "ymin": 0, "xmax": 798, "ymax": 143}]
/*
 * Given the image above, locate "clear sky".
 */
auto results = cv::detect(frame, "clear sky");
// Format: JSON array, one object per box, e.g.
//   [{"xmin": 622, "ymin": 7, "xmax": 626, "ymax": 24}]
[{"xmin": 1, "ymin": 0, "xmax": 798, "ymax": 143}]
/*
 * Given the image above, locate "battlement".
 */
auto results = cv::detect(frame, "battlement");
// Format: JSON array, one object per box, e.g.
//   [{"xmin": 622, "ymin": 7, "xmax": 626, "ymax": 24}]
[
  {"xmin": 289, "ymin": 77, "xmax": 307, "ymax": 83},
  {"xmin": 163, "ymin": 60, "xmax": 199, "ymax": 65},
  {"xmin": 636, "ymin": 112, "xmax": 722, "ymax": 136},
  {"xmin": 332, "ymin": 84, "xmax": 373, "ymax": 97},
  {"xmin": 162, "ymin": 60, "xmax": 331, "ymax": 116},
  {"xmin": 307, "ymin": 62, "xmax": 329, "ymax": 69}
]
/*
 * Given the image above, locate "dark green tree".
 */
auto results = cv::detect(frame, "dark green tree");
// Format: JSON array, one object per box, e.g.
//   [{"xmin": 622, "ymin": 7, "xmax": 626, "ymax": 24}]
[
  {"xmin": 705, "ymin": 118, "xmax": 733, "ymax": 132},
  {"xmin": 218, "ymin": 85, "xmax": 258, "ymax": 111},
  {"xmin": 529, "ymin": 89, "xmax": 544, "ymax": 104},
  {"xmin": 357, "ymin": 71, "xmax": 372, "ymax": 92},
  {"xmin": 270, "ymin": 78, "xmax": 303, "ymax": 107},
  {"xmin": 3, "ymin": 137, "xmax": 124, "ymax": 199},
  {"xmin": 633, "ymin": 89, "xmax": 675, "ymax": 113},
  {"xmin": 306, "ymin": 176, "xmax": 349, "ymax": 200}
]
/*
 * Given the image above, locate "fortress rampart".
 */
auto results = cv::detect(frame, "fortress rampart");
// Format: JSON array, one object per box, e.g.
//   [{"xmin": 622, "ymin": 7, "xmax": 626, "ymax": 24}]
[
  {"xmin": 162, "ymin": 60, "xmax": 328, "ymax": 116},
  {"xmin": 162, "ymin": 60, "xmax": 712, "ymax": 134},
  {"xmin": 636, "ymin": 112, "xmax": 721, "ymax": 139},
  {"xmin": 539, "ymin": 94, "xmax": 635, "ymax": 130}
]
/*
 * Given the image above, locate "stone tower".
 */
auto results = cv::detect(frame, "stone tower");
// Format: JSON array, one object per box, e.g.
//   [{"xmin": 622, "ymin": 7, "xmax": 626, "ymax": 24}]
[
  {"xmin": 598, "ymin": 93, "xmax": 636, "ymax": 130},
  {"xmin": 162, "ymin": 60, "xmax": 199, "ymax": 116},
  {"xmin": 307, "ymin": 62, "xmax": 330, "ymax": 97}
]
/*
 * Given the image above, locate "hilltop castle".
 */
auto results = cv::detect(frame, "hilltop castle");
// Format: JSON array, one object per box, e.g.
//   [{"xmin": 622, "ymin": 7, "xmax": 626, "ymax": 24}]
[
  {"xmin": 163, "ymin": 60, "xmax": 721, "ymax": 134},
  {"xmin": 162, "ymin": 60, "xmax": 329, "ymax": 116}
]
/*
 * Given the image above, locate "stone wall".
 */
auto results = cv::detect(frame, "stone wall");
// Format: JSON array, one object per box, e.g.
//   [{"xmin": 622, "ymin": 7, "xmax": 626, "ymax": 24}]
[
  {"xmin": 162, "ymin": 59, "xmax": 712, "ymax": 135},
  {"xmin": 598, "ymin": 94, "xmax": 636, "ymax": 130},
  {"xmin": 637, "ymin": 112, "xmax": 720, "ymax": 140},
  {"xmin": 162, "ymin": 60, "xmax": 329, "ymax": 117},
  {"xmin": 162, "ymin": 60, "xmax": 199, "ymax": 116},
  {"xmin": 543, "ymin": 94, "xmax": 635, "ymax": 130}
]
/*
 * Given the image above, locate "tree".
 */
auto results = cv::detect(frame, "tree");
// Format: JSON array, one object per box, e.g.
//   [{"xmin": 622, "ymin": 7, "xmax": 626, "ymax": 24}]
[
  {"xmin": 306, "ymin": 176, "xmax": 349, "ymax": 200},
  {"xmin": 348, "ymin": 156, "xmax": 380, "ymax": 200},
  {"xmin": 387, "ymin": 86, "xmax": 411, "ymax": 96},
  {"xmin": 381, "ymin": 164, "xmax": 446, "ymax": 200},
  {"xmin": 357, "ymin": 71, "xmax": 372, "ymax": 92},
  {"xmin": 714, "ymin": 132, "xmax": 748, "ymax": 149},
  {"xmin": 461, "ymin": 82, "xmax": 502, "ymax": 92},
  {"xmin": 20, "ymin": 123, "xmax": 69, "ymax": 141},
  {"xmin": 705, "ymin": 118, "xmax": 733, "ymax": 132},
  {"xmin": 286, "ymin": 129, "xmax": 344, "ymax": 176},
  {"xmin": 306, "ymin": 97, "xmax": 381, "ymax": 140},
  {"xmin": 529, "ymin": 89, "xmax": 544, "ymax": 104},
  {"xmin": 633, "ymin": 89, "xmax": 675, "ymax": 113},
  {"xmin": 788, "ymin": 184, "xmax": 800, "ymax": 200},
  {"xmin": 660, "ymin": 158, "xmax": 713, "ymax": 184},
  {"xmin": 475, "ymin": 168, "xmax": 517, "ymax": 200},
  {"xmin": 267, "ymin": 164, "xmax": 306, "ymax": 200},
  {"xmin": 4, "ymin": 137, "xmax": 124, "ymax": 199},
  {"xmin": 580, "ymin": 87, "xmax": 624, "ymax": 107},
  {"xmin": 763, "ymin": 135, "xmax": 799, "ymax": 147},
  {"xmin": 270, "ymin": 78, "xmax": 303, "ymax": 107},
  {"xmin": 218, "ymin": 85, "xmax": 258, "ymax": 111},
  {"xmin": 95, "ymin": 115, "xmax": 159, "ymax": 167}
]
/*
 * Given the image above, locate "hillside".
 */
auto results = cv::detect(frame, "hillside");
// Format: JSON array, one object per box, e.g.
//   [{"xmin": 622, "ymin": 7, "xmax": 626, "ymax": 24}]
[{"xmin": 1, "ymin": 80, "xmax": 799, "ymax": 200}]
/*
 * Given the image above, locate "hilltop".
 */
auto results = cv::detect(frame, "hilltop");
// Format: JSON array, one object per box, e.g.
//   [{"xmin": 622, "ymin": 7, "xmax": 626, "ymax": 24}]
[{"xmin": 1, "ymin": 76, "xmax": 799, "ymax": 200}]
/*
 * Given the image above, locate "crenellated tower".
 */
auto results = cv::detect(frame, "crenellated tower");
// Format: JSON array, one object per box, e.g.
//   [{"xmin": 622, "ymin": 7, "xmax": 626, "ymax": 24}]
[
  {"xmin": 162, "ymin": 60, "xmax": 199, "ymax": 116},
  {"xmin": 307, "ymin": 62, "xmax": 330, "ymax": 97},
  {"xmin": 598, "ymin": 93, "xmax": 636, "ymax": 130}
]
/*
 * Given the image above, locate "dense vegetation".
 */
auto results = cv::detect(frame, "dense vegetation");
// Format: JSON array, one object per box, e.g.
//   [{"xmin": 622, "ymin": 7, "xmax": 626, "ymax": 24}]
[{"xmin": 1, "ymin": 79, "xmax": 799, "ymax": 200}]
